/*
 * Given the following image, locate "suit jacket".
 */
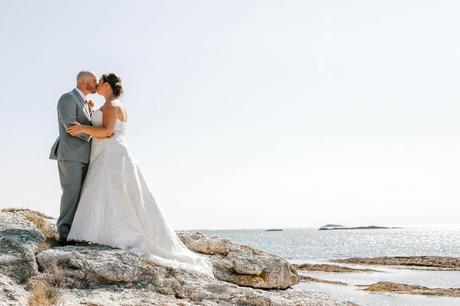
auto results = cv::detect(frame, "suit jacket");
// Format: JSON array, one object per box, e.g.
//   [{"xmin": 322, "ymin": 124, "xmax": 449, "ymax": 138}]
[{"xmin": 49, "ymin": 89, "xmax": 92, "ymax": 163}]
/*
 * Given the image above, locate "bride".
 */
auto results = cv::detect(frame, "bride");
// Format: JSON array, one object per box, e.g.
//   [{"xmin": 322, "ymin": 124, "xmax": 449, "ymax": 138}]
[{"xmin": 66, "ymin": 73, "xmax": 214, "ymax": 277}]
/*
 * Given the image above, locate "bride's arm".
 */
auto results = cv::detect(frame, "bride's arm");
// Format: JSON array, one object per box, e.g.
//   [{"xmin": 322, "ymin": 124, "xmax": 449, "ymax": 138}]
[{"xmin": 67, "ymin": 104, "xmax": 117, "ymax": 138}]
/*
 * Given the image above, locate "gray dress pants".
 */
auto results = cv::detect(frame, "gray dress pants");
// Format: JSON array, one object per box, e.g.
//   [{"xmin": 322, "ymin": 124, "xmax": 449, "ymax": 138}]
[{"xmin": 57, "ymin": 160, "xmax": 89, "ymax": 240}]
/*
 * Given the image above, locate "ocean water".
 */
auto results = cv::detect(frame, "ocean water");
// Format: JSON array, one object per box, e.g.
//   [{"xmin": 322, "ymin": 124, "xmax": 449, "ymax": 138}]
[
  {"xmin": 198, "ymin": 227, "xmax": 460, "ymax": 306},
  {"xmin": 199, "ymin": 226, "xmax": 460, "ymax": 262}
]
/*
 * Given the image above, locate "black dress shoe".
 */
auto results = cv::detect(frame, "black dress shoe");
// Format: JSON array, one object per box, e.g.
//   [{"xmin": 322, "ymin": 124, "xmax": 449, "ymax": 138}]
[
  {"xmin": 56, "ymin": 238, "xmax": 68, "ymax": 246},
  {"xmin": 65, "ymin": 240, "xmax": 79, "ymax": 246},
  {"xmin": 74, "ymin": 240, "xmax": 92, "ymax": 246}
]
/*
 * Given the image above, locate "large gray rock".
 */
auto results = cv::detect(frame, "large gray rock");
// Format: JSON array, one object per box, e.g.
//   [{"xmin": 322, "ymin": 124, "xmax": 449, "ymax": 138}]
[
  {"xmin": 0, "ymin": 274, "xmax": 28, "ymax": 306},
  {"xmin": 0, "ymin": 211, "xmax": 44, "ymax": 283},
  {"xmin": 36, "ymin": 245, "xmax": 351, "ymax": 306},
  {"xmin": 55, "ymin": 286, "xmax": 350, "ymax": 306},
  {"xmin": 177, "ymin": 231, "xmax": 299, "ymax": 289}
]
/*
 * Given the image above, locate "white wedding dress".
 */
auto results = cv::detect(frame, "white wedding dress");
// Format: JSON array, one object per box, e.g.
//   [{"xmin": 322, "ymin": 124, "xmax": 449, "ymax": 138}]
[{"xmin": 67, "ymin": 106, "xmax": 214, "ymax": 277}]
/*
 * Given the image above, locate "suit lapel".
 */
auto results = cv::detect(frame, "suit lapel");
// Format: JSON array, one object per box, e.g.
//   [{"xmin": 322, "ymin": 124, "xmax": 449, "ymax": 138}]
[{"xmin": 71, "ymin": 89, "xmax": 92, "ymax": 121}]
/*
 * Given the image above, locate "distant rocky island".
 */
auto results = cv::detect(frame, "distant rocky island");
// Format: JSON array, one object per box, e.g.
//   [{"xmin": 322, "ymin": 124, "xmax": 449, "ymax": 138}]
[
  {"xmin": 319, "ymin": 224, "xmax": 401, "ymax": 230},
  {"xmin": 265, "ymin": 228, "xmax": 283, "ymax": 231}
]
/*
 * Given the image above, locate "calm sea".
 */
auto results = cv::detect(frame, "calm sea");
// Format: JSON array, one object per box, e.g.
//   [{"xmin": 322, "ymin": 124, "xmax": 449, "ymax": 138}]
[
  {"xmin": 198, "ymin": 226, "xmax": 460, "ymax": 262},
  {"xmin": 197, "ymin": 227, "xmax": 460, "ymax": 306}
]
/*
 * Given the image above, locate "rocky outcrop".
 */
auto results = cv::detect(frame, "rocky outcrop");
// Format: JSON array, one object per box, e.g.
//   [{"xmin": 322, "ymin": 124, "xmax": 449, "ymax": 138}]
[
  {"xmin": 177, "ymin": 231, "xmax": 299, "ymax": 289},
  {"xmin": 36, "ymin": 245, "xmax": 350, "ymax": 305},
  {"xmin": 361, "ymin": 281, "xmax": 460, "ymax": 297},
  {"xmin": 0, "ymin": 273, "xmax": 28, "ymax": 305},
  {"xmin": 294, "ymin": 263, "xmax": 377, "ymax": 273},
  {"xmin": 0, "ymin": 210, "xmax": 354, "ymax": 306},
  {"xmin": 55, "ymin": 286, "xmax": 352, "ymax": 306},
  {"xmin": 299, "ymin": 275, "xmax": 348, "ymax": 286},
  {"xmin": 333, "ymin": 256, "xmax": 460, "ymax": 270},
  {"xmin": 0, "ymin": 211, "xmax": 45, "ymax": 283}
]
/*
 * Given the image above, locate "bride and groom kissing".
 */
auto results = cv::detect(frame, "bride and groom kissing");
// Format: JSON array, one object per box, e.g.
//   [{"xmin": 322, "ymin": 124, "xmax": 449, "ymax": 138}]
[{"xmin": 49, "ymin": 71, "xmax": 214, "ymax": 277}]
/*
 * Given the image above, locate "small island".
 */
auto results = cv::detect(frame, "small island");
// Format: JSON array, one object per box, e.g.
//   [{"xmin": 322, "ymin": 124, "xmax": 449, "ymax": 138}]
[
  {"xmin": 265, "ymin": 228, "xmax": 283, "ymax": 231},
  {"xmin": 319, "ymin": 224, "xmax": 401, "ymax": 230}
]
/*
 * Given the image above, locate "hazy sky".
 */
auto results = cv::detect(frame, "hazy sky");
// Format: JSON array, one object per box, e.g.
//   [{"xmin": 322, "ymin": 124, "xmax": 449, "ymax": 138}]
[{"xmin": 1, "ymin": 1, "xmax": 460, "ymax": 230}]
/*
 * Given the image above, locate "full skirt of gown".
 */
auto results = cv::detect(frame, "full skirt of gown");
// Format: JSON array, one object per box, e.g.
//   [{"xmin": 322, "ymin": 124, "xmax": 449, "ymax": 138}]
[{"xmin": 67, "ymin": 110, "xmax": 214, "ymax": 277}]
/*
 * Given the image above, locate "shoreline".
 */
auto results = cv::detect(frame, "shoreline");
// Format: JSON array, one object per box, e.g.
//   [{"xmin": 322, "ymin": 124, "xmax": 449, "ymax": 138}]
[
  {"xmin": 3, "ymin": 208, "xmax": 460, "ymax": 305},
  {"xmin": 295, "ymin": 256, "xmax": 460, "ymax": 301}
]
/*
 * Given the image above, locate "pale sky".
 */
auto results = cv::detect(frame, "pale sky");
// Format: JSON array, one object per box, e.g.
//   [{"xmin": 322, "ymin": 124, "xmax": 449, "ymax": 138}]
[{"xmin": 1, "ymin": 0, "xmax": 460, "ymax": 230}]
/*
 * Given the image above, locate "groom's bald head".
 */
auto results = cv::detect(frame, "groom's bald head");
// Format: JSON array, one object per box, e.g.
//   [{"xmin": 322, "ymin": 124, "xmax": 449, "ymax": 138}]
[
  {"xmin": 76, "ymin": 70, "xmax": 96, "ymax": 83},
  {"xmin": 76, "ymin": 70, "xmax": 97, "ymax": 95}
]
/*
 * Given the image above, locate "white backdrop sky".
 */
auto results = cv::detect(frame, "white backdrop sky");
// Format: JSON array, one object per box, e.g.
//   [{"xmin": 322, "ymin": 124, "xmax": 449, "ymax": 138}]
[{"xmin": 1, "ymin": 1, "xmax": 460, "ymax": 230}]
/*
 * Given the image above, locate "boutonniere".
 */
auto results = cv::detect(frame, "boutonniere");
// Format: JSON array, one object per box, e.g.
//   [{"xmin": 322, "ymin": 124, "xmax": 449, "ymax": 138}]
[{"xmin": 85, "ymin": 99, "xmax": 95, "ymax": 115}]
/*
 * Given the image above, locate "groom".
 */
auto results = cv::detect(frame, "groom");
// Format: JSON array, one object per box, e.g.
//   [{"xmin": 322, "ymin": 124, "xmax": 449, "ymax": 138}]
[{"xmin": 49, "ymin": 71, "xmax": 97, "ymax": 243}]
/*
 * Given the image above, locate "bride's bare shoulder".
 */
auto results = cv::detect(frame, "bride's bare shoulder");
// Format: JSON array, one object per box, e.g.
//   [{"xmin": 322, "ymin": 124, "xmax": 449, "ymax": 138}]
[
  {"xmin": 102, "ymin": 99, "xmax": 121, "ymax": 110},
  {"xmin": 106, "ymin": 99, "xmax": 128, "ymax": 121},
  {"xmin": 108, "ymin": 99, "xmax": 124, "ymax": 109}
]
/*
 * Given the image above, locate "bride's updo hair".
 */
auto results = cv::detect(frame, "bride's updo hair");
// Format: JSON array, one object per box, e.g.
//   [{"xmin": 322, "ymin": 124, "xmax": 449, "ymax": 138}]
[{"xmin": 102, "ymin": 73, "xmax": 123, "ymax": 97}]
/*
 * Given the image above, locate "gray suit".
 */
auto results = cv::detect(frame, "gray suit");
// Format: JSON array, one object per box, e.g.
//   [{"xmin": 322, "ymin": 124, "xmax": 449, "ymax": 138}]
[{"xmin": 49, "ymin": 89, "xmax": 92, "ymax": 240}]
